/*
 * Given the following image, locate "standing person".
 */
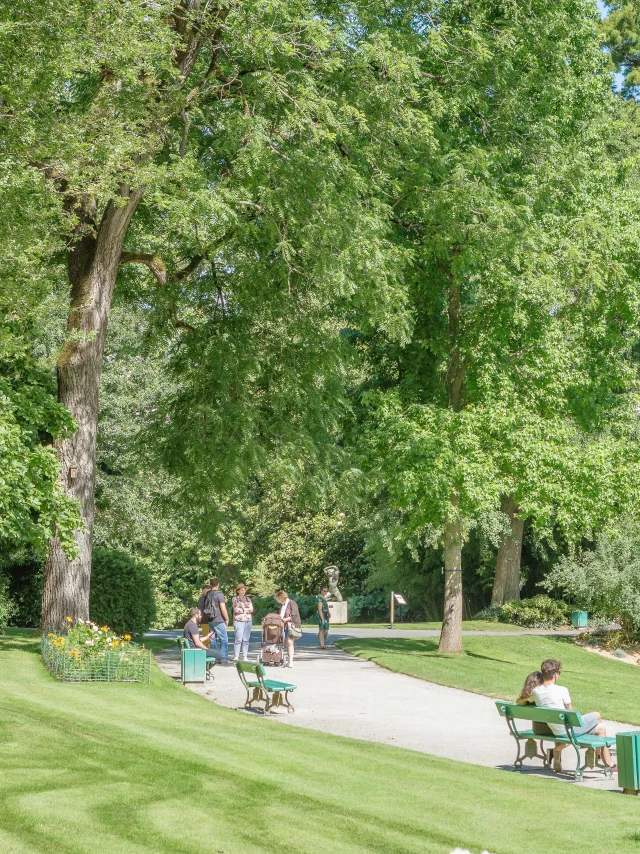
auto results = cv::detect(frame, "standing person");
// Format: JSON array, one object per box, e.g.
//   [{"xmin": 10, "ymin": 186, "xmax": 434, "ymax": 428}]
[
  {"xmin": 275, "ymin": 590, "xmax": 301, "ymax": 668},
  {"xmin": 197, "ymin": 584, "xmax": 211, "ymax": 616},
  {"xmin": 315, "ymin": 586, "xmax": 330, "ymax": 649},
  {"xmin": 232, "ymin": 583, "xmax": 254, "ymax": 662},
  {"xmin": 532, "ymin": 658, "xmax": 616, "ymax": 771},
  {"xmin": 203, "ymin": 578, "xmax": 230, "ymax": 664},
  {"xmin": 197, "ymin": 583, "xmax": 211, "ymax": 647}
]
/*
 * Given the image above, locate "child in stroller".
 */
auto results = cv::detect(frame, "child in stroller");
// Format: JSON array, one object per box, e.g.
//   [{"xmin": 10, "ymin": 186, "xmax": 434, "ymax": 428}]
[{"xmin": 259, "ymin": 612, "xmax": 287, "ymax": 666}]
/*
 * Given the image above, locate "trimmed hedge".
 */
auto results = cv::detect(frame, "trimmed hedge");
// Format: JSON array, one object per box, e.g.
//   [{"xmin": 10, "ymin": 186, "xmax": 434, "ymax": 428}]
[{"xmin": 90, "ymin": 548, "xmax": 156, "ymax": 635}]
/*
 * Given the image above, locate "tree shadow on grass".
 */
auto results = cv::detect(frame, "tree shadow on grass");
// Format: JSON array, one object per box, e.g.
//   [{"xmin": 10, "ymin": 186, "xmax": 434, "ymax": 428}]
[{"xmin": 0, "ymin": 631, "xmax": 41, "ymax": 655}]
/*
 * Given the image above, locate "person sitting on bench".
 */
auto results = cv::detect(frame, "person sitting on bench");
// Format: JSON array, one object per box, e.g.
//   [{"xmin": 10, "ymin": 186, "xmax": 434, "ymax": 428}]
[
  {"xmin": 517, "ymin": 671, "xmax": 552, "ymax": 735},
  {"xmin": 532, "ymin": 658, "xmax": 616, "ymax": 771},
  {"xmin": 183, "ymin": 608, "xmax": 222, "ymax": 670}
]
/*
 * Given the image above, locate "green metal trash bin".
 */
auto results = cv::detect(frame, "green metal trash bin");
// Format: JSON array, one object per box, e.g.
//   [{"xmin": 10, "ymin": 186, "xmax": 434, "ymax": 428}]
[
  {"xmin": 181, "ymin": 648, "xmax": 207, "ymax": 684},
  {"xmin": 617, "ymin": 732, "xmax": 640, "ymax": 794},
  {"xmin": 571, "ymin": 611, "xmax": 588, "ymax": 629}
]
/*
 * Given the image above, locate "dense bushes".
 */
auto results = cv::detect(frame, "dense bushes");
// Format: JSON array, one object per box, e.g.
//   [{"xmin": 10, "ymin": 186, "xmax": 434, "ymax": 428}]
[
  {"xmin": 90, "ymin": 548, "xmax": 156, "ymax": 635},
  {"xmin": 476, "ymin": 595, "xmax": 571, "ymax": 628},
  {"xmin": 248, "ymin": 590, "xmax": 392, "ymax": 624},
  {"xmin": 499, "ymin": 596, "xmax": 571, "ymax": 628},
  {"xmin": 543, "ymin": 522, "xmax": 640, "ymax": 640},
  {"xmin": 0, "ymin": 579, "xmax": 16, "ymax": 632}
]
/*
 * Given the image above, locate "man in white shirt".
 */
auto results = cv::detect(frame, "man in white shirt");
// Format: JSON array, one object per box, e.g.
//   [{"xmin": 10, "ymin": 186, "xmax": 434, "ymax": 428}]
[{"xmin": 532, "ymin": 658, "xmax": 615, "ymax": 770}]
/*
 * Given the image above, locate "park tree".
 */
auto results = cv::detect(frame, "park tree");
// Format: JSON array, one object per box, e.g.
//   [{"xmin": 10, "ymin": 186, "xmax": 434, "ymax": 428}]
[
  {"xmin": 0, "ymin": 0, "xmax": 421, "ymax": 626},
  {"xmin": 601, "ymin": 2, "xmax": 640, "ymax": 94},
  {"xmin": 355, "ymin": 0, "xmax": 640, "ymax": 651}
]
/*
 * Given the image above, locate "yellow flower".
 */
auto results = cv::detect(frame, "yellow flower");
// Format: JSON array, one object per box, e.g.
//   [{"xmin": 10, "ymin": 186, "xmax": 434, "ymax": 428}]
[
  {"xmin": 124, "ymin": 634, "xmax": 131, "ymax": 640},
  {"xmin": 100, "ymin": 626, "xmax": 108, "ymax": 632},
  {"xmin": 65, "ymin": 616, "xmax": 73, "ymax": 623}
]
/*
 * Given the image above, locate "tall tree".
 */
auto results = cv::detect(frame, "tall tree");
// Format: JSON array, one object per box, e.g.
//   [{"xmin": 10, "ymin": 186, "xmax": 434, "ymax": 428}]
[
  {"xmin": 0, "ymin": 0, "xmax": 414, "ymax": 626},
  {"xmin": 355, "ymin": 0, "xmax": 640, "ymax": 652}
]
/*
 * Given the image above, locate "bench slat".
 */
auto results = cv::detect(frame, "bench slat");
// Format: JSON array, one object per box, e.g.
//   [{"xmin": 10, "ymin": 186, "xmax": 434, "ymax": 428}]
[
  {"xmin": 495, "ymin": 701, "xmax": 582, "ymax": 727},
  {"xmin": 512, "ymin": 729, "xmax": 615, "ymax": 747},
  {"xmin": 244, "ymin": 679, "xmax": 296, "ymax": 691}
]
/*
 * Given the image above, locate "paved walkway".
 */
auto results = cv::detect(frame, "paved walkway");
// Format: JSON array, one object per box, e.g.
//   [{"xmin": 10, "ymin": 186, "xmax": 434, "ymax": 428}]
[{"xmin": 151, "ymin": 626, "xmax": 637, "ymax": 791}]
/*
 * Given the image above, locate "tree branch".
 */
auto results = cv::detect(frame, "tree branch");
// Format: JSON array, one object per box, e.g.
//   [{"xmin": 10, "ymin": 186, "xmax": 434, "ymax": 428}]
[{"xmin": 119, "ymin": 252, "xmax": 168, "ymax": 286}]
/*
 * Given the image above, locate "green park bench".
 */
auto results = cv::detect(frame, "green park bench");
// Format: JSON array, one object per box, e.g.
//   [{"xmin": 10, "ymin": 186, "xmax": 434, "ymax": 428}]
[
  {"xmin": 236, "ymin": 661, "xmax": 296, "ymax": 715},
  {"xmin": 176, "ymin": 637, "xmax": 215, "ymax": 685},
  {"xmin": 495, "ymin": 701, "xmax": 616, "ymax": 780}
]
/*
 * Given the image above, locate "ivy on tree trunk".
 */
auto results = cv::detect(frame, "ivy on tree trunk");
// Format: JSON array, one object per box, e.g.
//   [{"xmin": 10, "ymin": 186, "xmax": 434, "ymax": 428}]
[{"xmin": 42, "ymin": 189, "xmax": 144, "ymax": 627}]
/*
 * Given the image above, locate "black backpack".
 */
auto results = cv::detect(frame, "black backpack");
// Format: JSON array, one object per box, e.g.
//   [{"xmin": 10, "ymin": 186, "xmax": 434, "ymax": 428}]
[{"xmin": 203, "ymin": 590, "xmax": 220, "ymax": 622}]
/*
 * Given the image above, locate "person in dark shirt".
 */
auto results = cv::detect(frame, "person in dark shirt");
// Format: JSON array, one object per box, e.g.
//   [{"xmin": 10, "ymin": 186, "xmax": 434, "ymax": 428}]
[
  {"xmin": 203, "ymin": 577, "xmax": 230, "ymax": 663},
  {"xmin": 196, "ymin": 584, "xmax": 212, "ymax": 648},
  {"xmin": 196, "ymin": 585, "xmax": 211, "ymax": 619},
  {"xmin": 183, "ymin": 609, "xmax": 222, "ymax": 680},
  {"xmin": 183, "ymin": 608, "xmax": 214, "ymax": 650}
]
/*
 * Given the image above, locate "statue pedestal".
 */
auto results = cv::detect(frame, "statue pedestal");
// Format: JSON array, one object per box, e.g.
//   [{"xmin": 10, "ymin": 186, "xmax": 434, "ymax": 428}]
[{"xmin": 328, "ymin": 601, "xmax": 348, "ymax": 624}]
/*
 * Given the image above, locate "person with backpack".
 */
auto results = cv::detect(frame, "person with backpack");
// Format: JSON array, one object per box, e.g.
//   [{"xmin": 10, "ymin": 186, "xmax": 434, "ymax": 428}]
[
  {"xmin": 202, "ymin": 578, "xmax": 231, "ymax": 664},
  {"xmin": 196, "ymin": 583, "xmax": 211, "ymax": 647},
  {"xmin": 275, "ymin": 589, "xmax": 301, "ymax": 668}
]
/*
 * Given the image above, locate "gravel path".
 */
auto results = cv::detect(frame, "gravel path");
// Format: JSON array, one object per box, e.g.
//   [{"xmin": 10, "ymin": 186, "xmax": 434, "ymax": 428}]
[{"xmin": 151, "ymin": 626, "xmax": 636, "ymax": 791}]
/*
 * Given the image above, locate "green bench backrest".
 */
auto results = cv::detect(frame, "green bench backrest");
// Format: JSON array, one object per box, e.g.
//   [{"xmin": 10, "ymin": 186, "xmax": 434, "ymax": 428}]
[
  {"xmin": 495, "ymin": 701, "xmax": 582, "ymax": 728},
  {"xmin": 236, "ymin": 660, "xmax": 266, "ymax": 678}
]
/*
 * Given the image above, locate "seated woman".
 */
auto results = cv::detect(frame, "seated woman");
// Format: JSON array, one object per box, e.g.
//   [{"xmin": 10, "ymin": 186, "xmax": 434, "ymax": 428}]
[{"xmin": 517, "ymin": 671, "xmax": 552, "ymax": 735}]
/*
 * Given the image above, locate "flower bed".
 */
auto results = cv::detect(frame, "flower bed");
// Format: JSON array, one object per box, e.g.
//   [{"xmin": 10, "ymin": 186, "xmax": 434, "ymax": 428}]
[{"xmin": 41, "ymin": 619, "xmax": 150, "ymax": 682}]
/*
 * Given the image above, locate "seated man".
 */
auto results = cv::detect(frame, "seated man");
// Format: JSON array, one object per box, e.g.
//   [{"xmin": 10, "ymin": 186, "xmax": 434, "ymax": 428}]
[
  {"xmin": 183, "ymin": 608, "xmax": 222, "ymax": 677},
  {"xmin": 532, "ymin": 658, "xmax": 616, "ymax": 771}
]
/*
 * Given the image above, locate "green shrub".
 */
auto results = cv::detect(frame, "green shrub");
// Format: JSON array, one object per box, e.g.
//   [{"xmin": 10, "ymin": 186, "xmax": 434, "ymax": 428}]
[
  {"xmin": 497, "ymin": 595, "xmax": 571, "ymax": 628},
  {"xmin": 543, "ymin": 521, "xmax": 640, "ymax": 641},
  {"xmin": 0, "ymin": 579, "xmax": 16, "ymax": 633},
  {"xmin": 90, "ymin": 548, "xmax": 156, "ymax": 635},
  {"xmin": 248, "ymin": 590, "xmax": 392, "ymax": 624},
  {"xmin": 473, "ymin": 605, "xmax": 501, "ymax": 622}
]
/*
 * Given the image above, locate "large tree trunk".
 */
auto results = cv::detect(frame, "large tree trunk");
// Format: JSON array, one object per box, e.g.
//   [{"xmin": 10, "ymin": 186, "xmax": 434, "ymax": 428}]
[
  {"xmin": 438, "ymin": 491, "xmax": 463, "ymax": 653},
  {"xmin": 491, "ymin": 494, "xmax": 524, "ymax": 606},
  {"xmin": 437, "ymin": 272, "xmax": 465, "ymax": 653},
  {"xmin": 41, "ymin": 187, "xmax": 143, "ymax": 629}
]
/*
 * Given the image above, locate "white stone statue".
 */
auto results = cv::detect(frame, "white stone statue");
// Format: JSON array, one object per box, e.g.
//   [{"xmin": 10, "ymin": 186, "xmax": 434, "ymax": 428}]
[{"xmin": 323, "ymin": 565, "xmax": 343, "ymax": 602}]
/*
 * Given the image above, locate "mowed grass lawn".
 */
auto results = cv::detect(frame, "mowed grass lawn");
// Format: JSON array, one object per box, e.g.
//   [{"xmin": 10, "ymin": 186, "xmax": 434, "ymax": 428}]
[
  {"xmin": 3, "ymin": 631, "xmax": 640, "ymax": 854},
  {"xmin": 337, "ymin": 635, "xmax": 640, "ymax": 725}
]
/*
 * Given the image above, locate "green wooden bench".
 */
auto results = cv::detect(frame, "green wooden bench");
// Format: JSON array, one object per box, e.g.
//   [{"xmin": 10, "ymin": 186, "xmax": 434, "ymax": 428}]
[
  {"xmin": 496, "ymin": 701, "xmax": 616, "ymax": 780},
  {"xmin": 176, "ymin": 637, "xmax": 216, "ymax": 684},
  {"xmin": 236, "ymin": 661, "xmax": 296, "ymax": 715}
]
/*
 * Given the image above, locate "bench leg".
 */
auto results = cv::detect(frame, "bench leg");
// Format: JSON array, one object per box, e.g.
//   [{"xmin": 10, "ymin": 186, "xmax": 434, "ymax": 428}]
[
  {"xmin": 285, "ymin": 690, "xmax": 295, "ymax": 713},
  {"xmin": 581, "ymin": 747, "xmax": 614, "ymax": 779},
  {"xmin": 513, "ymin": 738, "xmax": 547, "ymax": 770},
  {"xmin": 572, "ymin": 744, "xmax": 583, "ymax": 780},
  {"xmin": 245, "ymin": 686, "xmax": 265, "ymax": 711}
]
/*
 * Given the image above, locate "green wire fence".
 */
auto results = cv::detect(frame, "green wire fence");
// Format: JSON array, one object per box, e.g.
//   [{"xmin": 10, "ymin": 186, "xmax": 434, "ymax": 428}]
[{"xmin": 41, "ymin": 634, "xmax": 151, "ymax": 683}]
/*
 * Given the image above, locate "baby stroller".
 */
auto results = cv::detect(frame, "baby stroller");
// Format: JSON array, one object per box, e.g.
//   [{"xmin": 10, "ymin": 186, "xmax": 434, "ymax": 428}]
[{"xmin": 260, "ymin": 612, "xmax": 286, "ymax": 666}]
